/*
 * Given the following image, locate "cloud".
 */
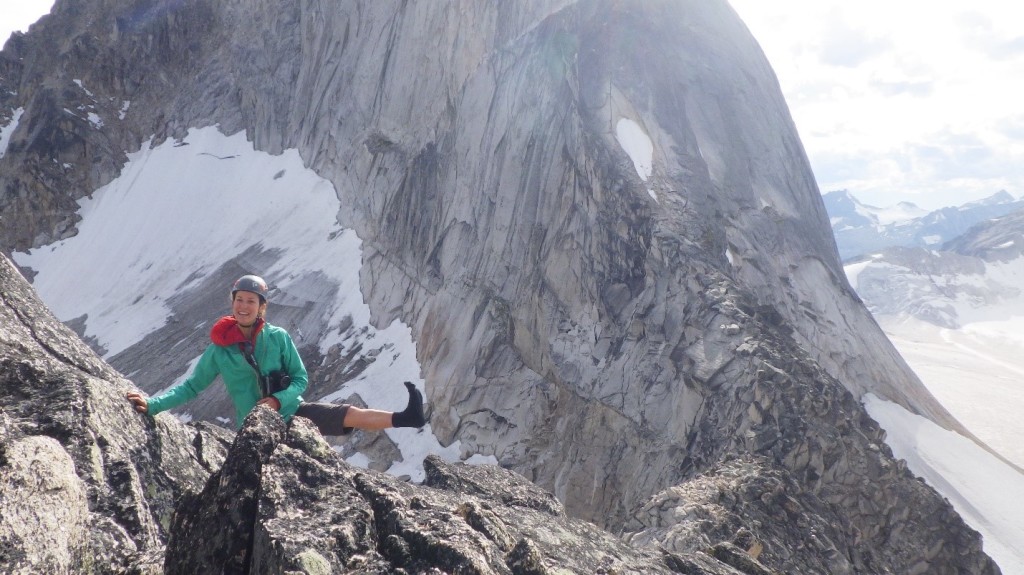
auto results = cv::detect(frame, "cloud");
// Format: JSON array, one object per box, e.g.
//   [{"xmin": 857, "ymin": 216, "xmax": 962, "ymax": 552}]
[
  {"xmin": 729, "ymin": 0, "xmax": 1024, "ymax": 210},
  {"xmin": 818, "ymin": 12, "xmax": 891, "ymax": 68},
  {"xmin": 910, "ymin": 137, "xmax": 993, "ymax": 180},
  {"xmin": 977, "ymin": 35, "xmax": 1024, "ymax": 61},
  {"xmin": 957, "ymin": 9, "xmax": 1024, "ymax": 61},
  {"xmin": 812, "ymin": 130, "xmax": 1022, "ymax": 211},
  {"xmin": 806, "ymin": 149, "xmax": 871, "ymax": 180},
  {"xmin": 868, "ymin": 78, "xmax": 933, "ymax": 98},
  {"xmin": 997, "ymin": 116, "xmax": 1024, "ymax": 141}
]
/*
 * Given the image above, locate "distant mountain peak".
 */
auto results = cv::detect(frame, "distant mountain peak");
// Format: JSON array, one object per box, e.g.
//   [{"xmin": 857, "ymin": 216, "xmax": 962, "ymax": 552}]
[
  {"xmin": 965, "ymin": 190, "xmax": 1016, "ymax": 208},
  {"xmin": 825, "ymin": 189, "xmax": 1024, "ymax": 261}
]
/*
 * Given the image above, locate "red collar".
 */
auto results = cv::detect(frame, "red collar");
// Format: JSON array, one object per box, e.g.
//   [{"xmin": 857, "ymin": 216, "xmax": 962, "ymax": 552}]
[{"xmin": 210, "ymin": 315, "xmax": 265, "ymax": 346}]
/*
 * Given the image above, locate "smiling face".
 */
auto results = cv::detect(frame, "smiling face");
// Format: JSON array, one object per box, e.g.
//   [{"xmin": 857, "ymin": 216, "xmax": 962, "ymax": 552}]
[{"xmin": 231, "ymin": 291, "xmax": 266, "ymax": 327}]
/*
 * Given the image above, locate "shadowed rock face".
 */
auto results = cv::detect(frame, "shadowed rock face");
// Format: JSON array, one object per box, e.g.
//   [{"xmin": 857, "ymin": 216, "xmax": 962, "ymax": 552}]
[{"xmin": 0, "ymin": 1, "xmax": 1003, "ymax": 573}]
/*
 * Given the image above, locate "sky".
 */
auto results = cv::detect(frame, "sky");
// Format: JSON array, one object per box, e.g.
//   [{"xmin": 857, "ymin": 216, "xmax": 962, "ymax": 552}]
[
  {"xmin": 0, "ymin": 0, "xmax": 52, "ymax": 48},
  {"xmin": 729, "ymin": 1, "xmax": 1024, "ymax": 211}
]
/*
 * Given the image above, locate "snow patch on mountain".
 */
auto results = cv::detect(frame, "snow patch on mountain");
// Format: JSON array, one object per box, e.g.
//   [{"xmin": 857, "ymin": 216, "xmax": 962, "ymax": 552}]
[
  {"xmin": 15, "ymin": 126, "xmax": 350, "ymax": 357},
  {"xmin": 0, "ymin": 107, "xmax": 23, "ymax": 158},
  {"xmin": 846, "ymin": 216, "xmax": 1024, "ymax": 572},
  {"xmin": 864, "ymin": 201, "xmax": 929, "ymax": 227},
  {"xmin": 12, "ymin": 125, "xmax": 493, "ymax": 480},
  {"xmin": 846, "ymin": 246, "xmax": 1024, "ymax": 329},
  {"xmin": 865, "ymin": 394, "xmax": 1024, "ymax": 573},
  {"xmin": 616, "ymin": 117, "xmax": 653, "ymax": 182},
  {"xmin": 826, "ymin": 190, "xmax": 927, "ymax": 231}
]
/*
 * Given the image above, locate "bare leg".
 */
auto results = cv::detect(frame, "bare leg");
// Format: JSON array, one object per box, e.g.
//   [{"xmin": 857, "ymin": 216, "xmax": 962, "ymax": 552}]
[
  {"xmin": 338, "ymin": 382, "xmax": 425, "ymax": 431},
  {"xmin": 343, "ymin": 406, "xmax": 394, "ymax": 431}
]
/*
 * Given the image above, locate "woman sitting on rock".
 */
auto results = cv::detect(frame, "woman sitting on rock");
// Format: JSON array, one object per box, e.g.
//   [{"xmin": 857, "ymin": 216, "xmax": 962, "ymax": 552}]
[{"xmin": 126, "ymin": 274, "xmax": 426, "ymax": 434}]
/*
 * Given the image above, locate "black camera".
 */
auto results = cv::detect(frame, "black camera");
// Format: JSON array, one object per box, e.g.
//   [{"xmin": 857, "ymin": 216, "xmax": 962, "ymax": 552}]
[{"xmin": 267, "ymin": 370, "xmax": 291, "ymax": 395}]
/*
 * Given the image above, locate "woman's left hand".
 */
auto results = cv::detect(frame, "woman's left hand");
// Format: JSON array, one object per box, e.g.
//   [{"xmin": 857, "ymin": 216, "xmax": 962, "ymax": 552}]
[{"xmin": 257, "ymin": 396, "xmax": 281, "ymax": 411}]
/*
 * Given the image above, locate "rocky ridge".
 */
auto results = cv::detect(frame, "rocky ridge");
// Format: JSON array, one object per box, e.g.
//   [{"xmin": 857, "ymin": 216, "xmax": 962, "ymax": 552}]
[
  {"xmin": 165, "ymin": 405, "xmax": 768, "ymax": 574},
  {"xmin": 943, "ymin": 208, "xmax": 1024, "ymax": 262}
]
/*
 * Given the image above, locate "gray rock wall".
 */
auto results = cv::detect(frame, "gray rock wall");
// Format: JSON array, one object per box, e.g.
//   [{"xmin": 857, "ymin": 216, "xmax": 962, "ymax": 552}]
[{"xmin": 270, "ymin": 0, "xmax": 964, "ymax": 526}]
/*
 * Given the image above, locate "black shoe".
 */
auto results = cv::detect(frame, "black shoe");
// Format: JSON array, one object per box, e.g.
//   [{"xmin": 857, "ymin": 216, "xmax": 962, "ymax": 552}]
[{"xmin": 391, "ymin": 381, "xmax": 426, "ymax": 428}]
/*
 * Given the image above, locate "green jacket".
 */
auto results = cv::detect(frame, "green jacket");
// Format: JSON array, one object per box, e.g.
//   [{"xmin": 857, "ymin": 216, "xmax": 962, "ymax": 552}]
[{"xmin": 147, "ymin": 322, "xmax": 308, "ymax": 427}]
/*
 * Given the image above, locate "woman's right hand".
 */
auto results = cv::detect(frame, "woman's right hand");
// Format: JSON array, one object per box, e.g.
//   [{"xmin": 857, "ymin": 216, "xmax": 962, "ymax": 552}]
[{"xmin": 126, "ymin": 392, "xmax": 149, "ymax": 414}]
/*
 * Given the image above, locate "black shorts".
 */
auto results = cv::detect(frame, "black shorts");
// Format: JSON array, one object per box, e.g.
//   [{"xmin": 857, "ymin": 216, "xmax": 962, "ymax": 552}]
[{"xmin": 294, "ymin": 402, "xmax": 352, "ymax": 436}]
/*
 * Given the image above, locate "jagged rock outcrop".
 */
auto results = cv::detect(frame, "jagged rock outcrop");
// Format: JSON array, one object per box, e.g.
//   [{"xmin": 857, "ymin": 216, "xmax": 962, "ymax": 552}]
[
  {"xmin": 0, "ymin": 253, "xmax": 233, "ymax": 573},
  {"xmin": 0, "ymin": 1, "xmax": 1007, "ymax": 573},
  {"xmin": 165, "ymin": 405, "xmax": 771, "ymax": 574},
  {"xmin": 618, "ymin": 273, "xmax": 999, "ymax": 574},
  {"xmin": 0, "ymin": 250, "xmax": 763, "ymax": 574},
  {"xmin": 626, "ymin": 453, "xmax": 976, "ymax": 575},
  {"xmin": 943, "ymin": 207, "xmax": 1024, "ymax": 262}
]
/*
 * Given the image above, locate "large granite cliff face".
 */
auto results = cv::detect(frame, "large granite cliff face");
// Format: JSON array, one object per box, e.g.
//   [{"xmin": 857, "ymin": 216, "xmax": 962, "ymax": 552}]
[{"xmin": 0, "ymin": 1, "xmax": 1002, "ymax": 573}]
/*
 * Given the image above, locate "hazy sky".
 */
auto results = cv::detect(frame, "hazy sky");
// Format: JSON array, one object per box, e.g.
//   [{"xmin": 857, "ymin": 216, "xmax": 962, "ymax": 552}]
[
  {"xmin": 729, "ymin": 1, "xmax": 1024, "ymax": 210},
  {"xmin": 4, "ymin": 2, "xmax": 1024, "ymax": 211},
  {"xmin": 0, "ymin": 1, "xmax": 53, "ymax": 47}
]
